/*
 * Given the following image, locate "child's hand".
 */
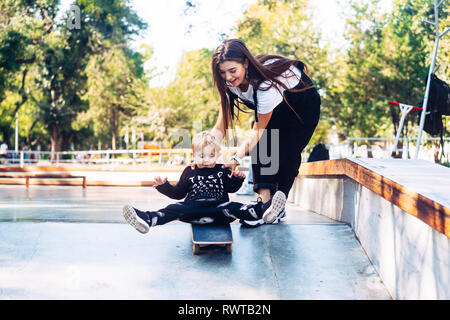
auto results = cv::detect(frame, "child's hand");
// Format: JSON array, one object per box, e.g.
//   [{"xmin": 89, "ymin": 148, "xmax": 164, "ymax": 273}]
[
  {"xmin": 154, "ymin": 176, "xmax": 168, "ymax": 186},
  {"xmin": 229, "ymin": 170, "xmax": 246, "ymax": 179},
  {"xmin": 222, "ymin": 161, "xmax": 238, "ymax": 173}
]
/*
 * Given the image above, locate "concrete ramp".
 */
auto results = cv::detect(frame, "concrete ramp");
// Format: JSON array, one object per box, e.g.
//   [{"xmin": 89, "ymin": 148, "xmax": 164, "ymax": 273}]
[
  {"xmin": 296, "ymin": 158, "xmax": 450, "ymax": 299},
  {"xmin": 0, "ymin": 186, "xmax": 390, "ymax": 299}
]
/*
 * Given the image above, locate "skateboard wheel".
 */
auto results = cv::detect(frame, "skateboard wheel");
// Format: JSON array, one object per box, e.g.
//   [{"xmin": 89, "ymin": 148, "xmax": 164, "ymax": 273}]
[
  {"xmin": 193, "ymin": 244, "xmax": 200, "ymax": 255},
  {"xmin": 226, "ymin": 244, "xmax": 232, "ymax": 254}
]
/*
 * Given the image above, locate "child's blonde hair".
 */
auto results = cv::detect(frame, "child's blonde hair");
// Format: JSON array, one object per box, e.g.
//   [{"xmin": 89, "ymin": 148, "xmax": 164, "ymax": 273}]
[{"xmin": 192, "ymin": 131, "xmax": 221, "ymax": 154}]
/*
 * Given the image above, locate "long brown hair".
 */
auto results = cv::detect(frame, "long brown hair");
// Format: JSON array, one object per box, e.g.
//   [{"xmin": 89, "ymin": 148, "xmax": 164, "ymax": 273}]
[{"xmin": 211, "ymin": 39, "xmax": 314, "ymax": 130}]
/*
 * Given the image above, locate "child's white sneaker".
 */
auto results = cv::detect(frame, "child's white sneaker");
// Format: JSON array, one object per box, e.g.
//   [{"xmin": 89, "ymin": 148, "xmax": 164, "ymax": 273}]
[{"xmin": 122, "ymin": 205, "xmax": 153, "ymax": 234}]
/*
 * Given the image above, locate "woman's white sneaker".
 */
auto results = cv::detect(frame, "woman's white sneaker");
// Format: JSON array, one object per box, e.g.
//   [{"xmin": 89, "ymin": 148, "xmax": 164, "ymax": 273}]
[{"xmin": 262, "ymin": 191, "xmax": 287, "ymax": 224}]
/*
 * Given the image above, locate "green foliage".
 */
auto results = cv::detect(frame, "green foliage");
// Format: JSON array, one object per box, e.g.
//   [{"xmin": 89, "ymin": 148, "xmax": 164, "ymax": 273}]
[
  {"xmin": 1, "ymin": 0, "xmax": 448, "ymax": 157},
  {"xmin": 0, "ymin": 0, "xmax": 53, "ymax": 145},
  {"xmin": 328, "ymin": 0, "xmax": 448, "ymax": 144},
  {"xmin": 234, "ymin": 0, "xmax": 332, "ymax": 90},
  {"xmin": 0, "ymin": 0, "xmax": 147, "ymax": 153},
  {"xmin": 232, "ymin": 0, "xmax": 336, "ymax": 144},
  {"xmin": 83, "ymin": 42, "xmax": 148, "ymax": 149},
  {"xmin": 137, "ymin": 49, "xmax": 219, "ymax": 147}
]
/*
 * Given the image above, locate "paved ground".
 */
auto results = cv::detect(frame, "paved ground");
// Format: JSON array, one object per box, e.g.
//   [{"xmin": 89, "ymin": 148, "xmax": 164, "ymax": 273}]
[{"xmin": 0, "ymin": 185, "xmax": 391, "ymax": 299}]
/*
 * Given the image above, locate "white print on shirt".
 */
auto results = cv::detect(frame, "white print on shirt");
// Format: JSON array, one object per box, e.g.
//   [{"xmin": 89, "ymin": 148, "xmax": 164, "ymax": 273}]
[{"xmin": 186, "ymin": 171, "xmax": 227, "ymax": 200}]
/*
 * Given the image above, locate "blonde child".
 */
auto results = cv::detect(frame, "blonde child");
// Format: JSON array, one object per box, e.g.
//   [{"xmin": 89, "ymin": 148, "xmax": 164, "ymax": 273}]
[{"xmin": 123, "ymin": 131, "xmax": 285, "ymax": 233}]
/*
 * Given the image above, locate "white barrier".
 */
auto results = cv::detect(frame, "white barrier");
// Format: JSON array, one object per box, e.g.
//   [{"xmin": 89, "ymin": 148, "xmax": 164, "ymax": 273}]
[{"xmin": 291, "ymin": 159, "xmax": 450, "ymax": 299}]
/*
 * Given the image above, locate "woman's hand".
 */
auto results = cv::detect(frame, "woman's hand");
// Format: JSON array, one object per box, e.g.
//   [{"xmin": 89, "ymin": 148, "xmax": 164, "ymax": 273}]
[{"xmin": 153, "ymin": 176, "xmax": 168, "ymax": 187}]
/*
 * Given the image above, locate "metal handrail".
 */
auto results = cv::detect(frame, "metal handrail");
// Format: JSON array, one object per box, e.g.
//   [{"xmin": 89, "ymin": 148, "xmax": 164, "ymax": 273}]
[
  {"xmin": 1, "ymin": 137, "xmax": 449, "ymax": 168},
  {"xmin": 1, "ymin": 147, "xmax": 240, "ymax": 167}
]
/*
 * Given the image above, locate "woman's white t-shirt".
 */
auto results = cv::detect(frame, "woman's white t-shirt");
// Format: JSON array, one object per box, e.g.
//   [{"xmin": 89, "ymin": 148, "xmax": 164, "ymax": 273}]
[{"xmin": 227, "ymin": 59, "xmax": 302, "ymax": 114}]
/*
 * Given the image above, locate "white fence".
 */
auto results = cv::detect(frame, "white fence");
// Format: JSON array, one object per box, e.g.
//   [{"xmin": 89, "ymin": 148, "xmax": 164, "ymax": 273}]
[
  {"xmin": 0, "ymin": 147, "xmax": 239, "ymax": 167},
  {"xmin": 341, "ymin": 137, "xmax": 450, "ymax": 162},
  {"xmin": 1, "ymin": 137, "xmax": 449, "ymax": 167}
]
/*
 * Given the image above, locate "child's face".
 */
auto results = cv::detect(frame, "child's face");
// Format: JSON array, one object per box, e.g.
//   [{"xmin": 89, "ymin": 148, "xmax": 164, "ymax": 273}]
[{"xmin": 193, "ymin": 145, "xmax": 220, "ymax": 168}]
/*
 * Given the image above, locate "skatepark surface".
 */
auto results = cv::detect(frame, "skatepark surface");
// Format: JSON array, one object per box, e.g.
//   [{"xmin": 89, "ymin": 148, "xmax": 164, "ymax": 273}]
[{"xmin": 0, "ymin": 185, "xmax": 391, "ymax": 299}]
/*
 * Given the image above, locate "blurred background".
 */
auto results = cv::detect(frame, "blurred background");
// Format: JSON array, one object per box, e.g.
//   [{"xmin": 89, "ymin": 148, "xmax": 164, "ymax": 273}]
[{"xmin": 0, "ymin": 0, "xmax": 448, "ymax": 166}]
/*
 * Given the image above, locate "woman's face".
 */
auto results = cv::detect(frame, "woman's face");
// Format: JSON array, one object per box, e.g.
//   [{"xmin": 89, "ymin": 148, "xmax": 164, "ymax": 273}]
[{"xmin": 218, "ymin": 60, "xmax": 248, "ymax": 88}]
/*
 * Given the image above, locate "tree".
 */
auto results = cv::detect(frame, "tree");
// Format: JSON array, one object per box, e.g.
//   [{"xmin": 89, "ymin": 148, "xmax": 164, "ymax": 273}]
[
  {"xmin": 83, "ymin": 42, "xmax": 148, "ymax": 150},
  {"xmin": 32, "ymin": 0, "xmax": 147, "ymax": 156},
  {"xmin": 0, "ymin": 0, "xmax": 55, "ymax": 146},
  {"xmin": 232, "ymin": 0, "xmax": 337, "ymax": 144},
  {"xmin": 0, "ymin": 0, "xmax": 148, "ymax": 157},
  {"xmin": 327, "ymin": 0, "xmax": 448, "ymax": 158},
  {"xmin": 137, "ymin": 48, "xmax": 220, "ymax": 147}
]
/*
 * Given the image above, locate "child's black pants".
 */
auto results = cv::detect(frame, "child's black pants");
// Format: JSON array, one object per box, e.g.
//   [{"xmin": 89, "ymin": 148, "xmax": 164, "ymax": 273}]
[{"xmin": 146, "ymin": 199, "xmax": 262, "ymax": 226}]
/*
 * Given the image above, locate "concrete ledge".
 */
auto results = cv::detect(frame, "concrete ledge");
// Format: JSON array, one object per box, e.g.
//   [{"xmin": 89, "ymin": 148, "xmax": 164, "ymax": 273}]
[
  {"xmin": 293, "ymin": 158, "xmax": 450, "ymax": 299},
  {"xmin": 298, "ymin": 158, "xmax": 450, "ymax": 237}
]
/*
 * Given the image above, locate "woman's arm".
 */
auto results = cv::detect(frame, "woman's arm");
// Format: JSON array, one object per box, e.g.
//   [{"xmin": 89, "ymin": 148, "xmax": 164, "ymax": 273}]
[
  {"xmin": 235, "ymin": 111, "xmax": 272, "ymax": 159},
  {"xmin": 211, "ymin": 107, "xmax": 226, "ymax": 143},
  {"xmin": 221, "ymin": 111, "xmax": 272, "ymax": 171}
]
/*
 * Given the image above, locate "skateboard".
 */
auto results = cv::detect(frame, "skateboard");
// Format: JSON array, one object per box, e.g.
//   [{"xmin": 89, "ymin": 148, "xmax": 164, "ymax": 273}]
[{"xmin": 191, "ymin": 224, "xmax": 233, "ymax": 255}]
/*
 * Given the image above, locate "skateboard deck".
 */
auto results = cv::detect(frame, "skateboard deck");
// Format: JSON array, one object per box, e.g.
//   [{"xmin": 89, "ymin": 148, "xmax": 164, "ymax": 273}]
[{"xmin": 191, "ymin": 224, "xmax": 233, "ymax": 254}]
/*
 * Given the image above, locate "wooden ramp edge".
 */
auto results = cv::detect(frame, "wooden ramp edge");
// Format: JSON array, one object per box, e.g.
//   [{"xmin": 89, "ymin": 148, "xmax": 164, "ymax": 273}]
[{"xmin": 299, "ymin": 159, "xmax": 450, "ymax": 238}]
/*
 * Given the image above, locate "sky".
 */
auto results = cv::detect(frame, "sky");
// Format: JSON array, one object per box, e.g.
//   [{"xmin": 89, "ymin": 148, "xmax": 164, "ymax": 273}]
[
  {"xmin": 129, "ymin": 0, "xmax": 258, "ymax": 86},
  {"xmin": 59, "ymin": 0, "xmax": 393, "ymax": 87}
]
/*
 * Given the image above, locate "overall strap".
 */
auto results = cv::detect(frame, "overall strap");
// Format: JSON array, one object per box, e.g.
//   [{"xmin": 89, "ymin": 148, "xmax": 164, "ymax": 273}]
[
  {"xmin": 226, "ymin": 88, "xmax": 238, "ymax": 120},
  {"xmin": 239, "ymin": 60, "xmax": 310, "ymax": 125},
  {"xmin": 295, "ymin": 60, "xmax": 305, "ymax": 72},
  {"xmin": 252, "ymin": 88, "xmax": 259, "ymax": 122},
  {"xmin": 227, "ymin": 88, "xmax": 258, "ymax": 122},
  {"xmin": 251, "ymin": 59, "xmax": 306, "ymax": 124},
  {"xmin": 225, "ymin": 88, "xmax": 238, "ymax": 146}
]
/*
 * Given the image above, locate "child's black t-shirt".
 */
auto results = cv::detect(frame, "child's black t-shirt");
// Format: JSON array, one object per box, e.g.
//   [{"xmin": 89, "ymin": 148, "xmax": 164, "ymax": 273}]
[{"xmin": 155, "ymin": 164, "xmax": 244, "ymax": 202}]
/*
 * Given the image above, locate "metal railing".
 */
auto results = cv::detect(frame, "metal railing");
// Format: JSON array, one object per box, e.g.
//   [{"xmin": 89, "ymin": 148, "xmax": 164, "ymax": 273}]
[
  {"xmin": 0, "ymin": 147, "xmax": 239, "ymax": 167},
  {"xmin": 344, "ymin": 137, "xmax": 449, "ymax": 161},
  {"xmin": 1, "ymin": 137, "xmax": 448, "ymax": 168}
]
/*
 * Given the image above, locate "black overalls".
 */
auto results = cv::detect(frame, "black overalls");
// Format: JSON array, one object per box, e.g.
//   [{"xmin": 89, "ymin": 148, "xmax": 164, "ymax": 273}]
[{"xmin": 228, "ymin": 61, "xmax": 321, "ymax": 198}]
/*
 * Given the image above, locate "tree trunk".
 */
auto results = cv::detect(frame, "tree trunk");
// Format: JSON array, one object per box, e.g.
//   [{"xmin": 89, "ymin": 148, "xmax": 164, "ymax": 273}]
[
  {"xmin": 110, "ymin": 104, "xmax": 119, "ymax": 152},
  {"xmin": 50, "ymin": 125, "xmax": 62, "ymax": 162},
  {"xmin": 1, "ymin": 128, "xmax": 11, "ymax": 148},
  {"xmin": 111, "ymin": 134, "xmax": 116, "ymax": 151}
]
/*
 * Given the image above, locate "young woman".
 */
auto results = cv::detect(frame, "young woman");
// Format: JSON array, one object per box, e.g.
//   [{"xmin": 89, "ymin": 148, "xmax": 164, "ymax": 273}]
[{"xmin": 211, "ymin": 39, "xmax": 321, "ymax": 226}]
